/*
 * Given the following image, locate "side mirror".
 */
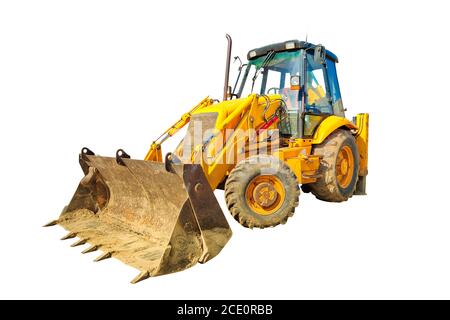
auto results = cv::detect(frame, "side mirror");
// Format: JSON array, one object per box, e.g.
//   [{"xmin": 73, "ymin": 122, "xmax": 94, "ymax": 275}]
[{"xmin": 314, "ymin": 45, "xmax": 326, "ymax": 65}]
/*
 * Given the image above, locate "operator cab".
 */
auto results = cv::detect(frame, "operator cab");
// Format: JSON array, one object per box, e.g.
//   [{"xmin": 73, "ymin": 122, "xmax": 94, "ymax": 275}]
[{"xmin": 234, "ymin": 40, "xmax": 344, "ymax": 139}]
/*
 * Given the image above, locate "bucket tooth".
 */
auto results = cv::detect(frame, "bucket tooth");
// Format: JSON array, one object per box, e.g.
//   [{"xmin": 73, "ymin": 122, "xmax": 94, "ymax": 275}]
[
  {"xmin": 71, "ymin": 238, "xmax": 88, "ymax": 247},
  {"xmin": 61, "ymin": 232, "xmax": 77, "ymax": 240},
  {"xmin": 131, "ymin": 271, "xmax": 150, "ymax": 284},
  {"xmin": 43, "ymin": 220, "xmax": 59, "ymax": 227},
  {"xmin": 94, "ymin": 252, "xmax": 112, "ymax": 262},
  {"xmin": 82, "ymin": 245, "xmax": 99, "ymax": 254}
]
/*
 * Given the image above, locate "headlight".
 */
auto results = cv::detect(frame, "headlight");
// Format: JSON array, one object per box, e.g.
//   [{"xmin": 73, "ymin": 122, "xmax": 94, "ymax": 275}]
[{"xmin": 285, "ymin": 41, "xmax": 296, "ymax": 50}]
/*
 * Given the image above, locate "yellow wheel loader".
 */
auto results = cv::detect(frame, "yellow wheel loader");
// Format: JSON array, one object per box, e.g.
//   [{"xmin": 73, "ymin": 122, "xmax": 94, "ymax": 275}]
[{"xmin": 45, "ymin": 36, "xmax": 369, "ymax": 283}]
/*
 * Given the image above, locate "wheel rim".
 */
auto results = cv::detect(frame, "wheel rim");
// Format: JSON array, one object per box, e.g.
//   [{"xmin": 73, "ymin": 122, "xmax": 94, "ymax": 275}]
[
  {"xmin": 245, "ymin": 175, "xmax": 285, "ymax": 215},
  {"xmin": 336, "ymin": 145, "xmax": 354, "ymax": 188}
]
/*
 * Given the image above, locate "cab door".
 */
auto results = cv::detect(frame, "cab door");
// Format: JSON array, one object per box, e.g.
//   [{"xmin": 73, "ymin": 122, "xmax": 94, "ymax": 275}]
[{"xmin": 303, "ymin": 53, "xmax": 330, "ymax": 137}]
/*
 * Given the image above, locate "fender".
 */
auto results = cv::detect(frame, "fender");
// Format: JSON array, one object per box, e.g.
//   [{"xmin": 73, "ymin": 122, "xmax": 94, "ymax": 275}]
[{"xmin": 312, "ymin": 115, "xmax": 357, "ymax": 145}]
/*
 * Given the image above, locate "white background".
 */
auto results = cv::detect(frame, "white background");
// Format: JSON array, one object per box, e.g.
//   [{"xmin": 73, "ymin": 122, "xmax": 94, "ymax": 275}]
[{"xmin": 1, "ymin": 0, "xmax": 449, "ymax": 299}]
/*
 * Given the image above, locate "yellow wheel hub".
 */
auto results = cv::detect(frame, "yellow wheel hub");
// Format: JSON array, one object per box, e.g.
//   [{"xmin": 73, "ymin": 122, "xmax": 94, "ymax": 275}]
[
  {"xmin": 245, "ymin": 175, "xmax": 285, "ymax": 215},
  {"xmin": 336, "ymin": 145, "xmax": 354, "ymax": 188}
]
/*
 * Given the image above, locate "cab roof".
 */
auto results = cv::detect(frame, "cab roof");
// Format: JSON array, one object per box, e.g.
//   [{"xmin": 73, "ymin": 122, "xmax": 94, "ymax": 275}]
[{"xmin": 247, "ymin": 40, "xmax": 339, "ymax": 63}]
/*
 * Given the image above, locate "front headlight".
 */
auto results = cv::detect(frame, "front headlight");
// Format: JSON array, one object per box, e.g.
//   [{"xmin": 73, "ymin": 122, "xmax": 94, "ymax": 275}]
[{"xmin": 285, "ymin": 41, "xmax": 296, "ymax": 50}]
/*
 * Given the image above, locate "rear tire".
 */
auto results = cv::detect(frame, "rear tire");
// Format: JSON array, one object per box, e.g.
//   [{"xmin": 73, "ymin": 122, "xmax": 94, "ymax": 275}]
[
  {"xmin": 224, "ymin": 155, "xmax": 300, "ymax": 229},
  {"xmin": 309, "ymin": 129, "xmax": 359, "ymax": 202}
]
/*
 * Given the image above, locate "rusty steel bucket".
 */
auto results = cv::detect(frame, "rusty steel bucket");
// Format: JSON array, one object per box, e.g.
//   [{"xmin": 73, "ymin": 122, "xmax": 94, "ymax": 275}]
[{"xmin": 45, "ymin": 148, "xmax": 232, "ymax": 283}]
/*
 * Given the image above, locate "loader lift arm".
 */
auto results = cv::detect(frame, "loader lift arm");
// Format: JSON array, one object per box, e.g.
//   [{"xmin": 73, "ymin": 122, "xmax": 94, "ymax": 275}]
[{"xmin": 144, "ymin": 96, "xmax": 214, "ymax": 162}]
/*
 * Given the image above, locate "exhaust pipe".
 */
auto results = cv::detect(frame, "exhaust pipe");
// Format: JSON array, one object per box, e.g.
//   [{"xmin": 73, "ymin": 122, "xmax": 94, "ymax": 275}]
[{"xmin": 223, "ymin": 34, "xmax": 232, "ymax": 101}]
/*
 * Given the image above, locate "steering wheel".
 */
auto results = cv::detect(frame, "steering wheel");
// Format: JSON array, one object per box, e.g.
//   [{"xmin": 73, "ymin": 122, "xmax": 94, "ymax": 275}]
[{"xmin": 267, "ymin": 87, "xmax": 280, "ymax": 94}]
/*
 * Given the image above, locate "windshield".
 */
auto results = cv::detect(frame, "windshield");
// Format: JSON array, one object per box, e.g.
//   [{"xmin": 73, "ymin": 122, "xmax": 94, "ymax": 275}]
[
  {"xmin": 237, "ymin": 50, "xmax": 302, "ymax": 98},
  {"xmin": 236, "ymin": 50, "xmax": 303, "ymax": 137}
]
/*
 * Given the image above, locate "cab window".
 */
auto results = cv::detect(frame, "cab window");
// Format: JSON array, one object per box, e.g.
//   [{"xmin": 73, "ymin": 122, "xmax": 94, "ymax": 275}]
[
  {"xmin": 326, "ymin": 59, "xmax": 345, "ymax": 117},
  {"xmin": 305, "ymin": 54, "xmax": 332, "ymax": 115}
]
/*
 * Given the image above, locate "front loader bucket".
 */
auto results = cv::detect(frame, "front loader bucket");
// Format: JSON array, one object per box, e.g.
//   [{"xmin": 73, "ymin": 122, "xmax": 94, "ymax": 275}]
[{"xmin": 45, "ymin": 148, "xmax": 232, "ymax": 283}]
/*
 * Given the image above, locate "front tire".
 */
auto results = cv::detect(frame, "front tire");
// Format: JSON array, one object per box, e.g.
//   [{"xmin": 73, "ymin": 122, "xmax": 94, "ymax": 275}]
[{"xmin": 224, "ymin": 155, "xmax": 300, "ymax": 229}]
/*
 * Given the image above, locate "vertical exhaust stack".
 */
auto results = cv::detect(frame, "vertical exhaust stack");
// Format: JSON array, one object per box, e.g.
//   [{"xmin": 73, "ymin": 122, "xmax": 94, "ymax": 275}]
[{"xmin": 223, "ymin": 34, "xmax": 232, "ymax": 101}]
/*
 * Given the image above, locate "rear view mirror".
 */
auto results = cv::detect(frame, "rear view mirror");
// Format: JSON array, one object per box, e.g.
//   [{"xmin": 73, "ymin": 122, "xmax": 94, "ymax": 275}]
[{"xmin": 314, "ymin": 45, "xmax": 326, "ymax": 65}]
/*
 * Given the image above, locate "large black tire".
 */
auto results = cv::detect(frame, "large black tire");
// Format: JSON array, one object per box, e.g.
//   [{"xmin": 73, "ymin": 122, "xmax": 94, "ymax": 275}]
[
  {"xmin": 309, "ymin": 129, "xmax": 359, "ymax": 202},
  {"xmin": 224, "ymin": 155, "xmax": 300, "ymax": 229}
]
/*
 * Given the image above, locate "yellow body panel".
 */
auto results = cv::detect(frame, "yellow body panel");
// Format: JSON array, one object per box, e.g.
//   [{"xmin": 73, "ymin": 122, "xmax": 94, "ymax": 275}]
[
  {"xmin": 312, "ymin": 115, "xmax": 358, "ymax": 145},
  {"xmin": 354, "ymin": 113, "xmax": 369, "ymax": 176},
  {"xmin": 196, "ymin": 95, "xmax": 282, "ymax": 188},
  {"xmin": 274, "ymin": 146, "xmax": 320, "ymax": 184},
  {"xmin": 144, "ymin": 94, "xmax": 368, "ymax": 191},
  {"xmin": 193, "ymin": 94, "xmax": 282, "ymax": 131}
]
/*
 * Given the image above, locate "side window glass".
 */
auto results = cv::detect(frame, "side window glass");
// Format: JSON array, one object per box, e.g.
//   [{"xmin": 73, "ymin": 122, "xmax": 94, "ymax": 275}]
[
  {"xmin": 241, "ymin": 65, "xmax": 262, "ymax": 96},
  {"xmin": 263, "ymin": 69, "xmax": 281, "ymax": 94},
  {"xmin": 306, "ymin": 66, "xmax": 332, "ymax": 114},
  {"xmin": 326, "ymin": 59, "xmax": 345, "ymax": 117},
  {"xmin": 303, "ymin": 114, "xmax": 323, "ymax": 136},
  {"xmin": 310, "ymin": 69, "xmax": 327, "ymax": 97}
]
